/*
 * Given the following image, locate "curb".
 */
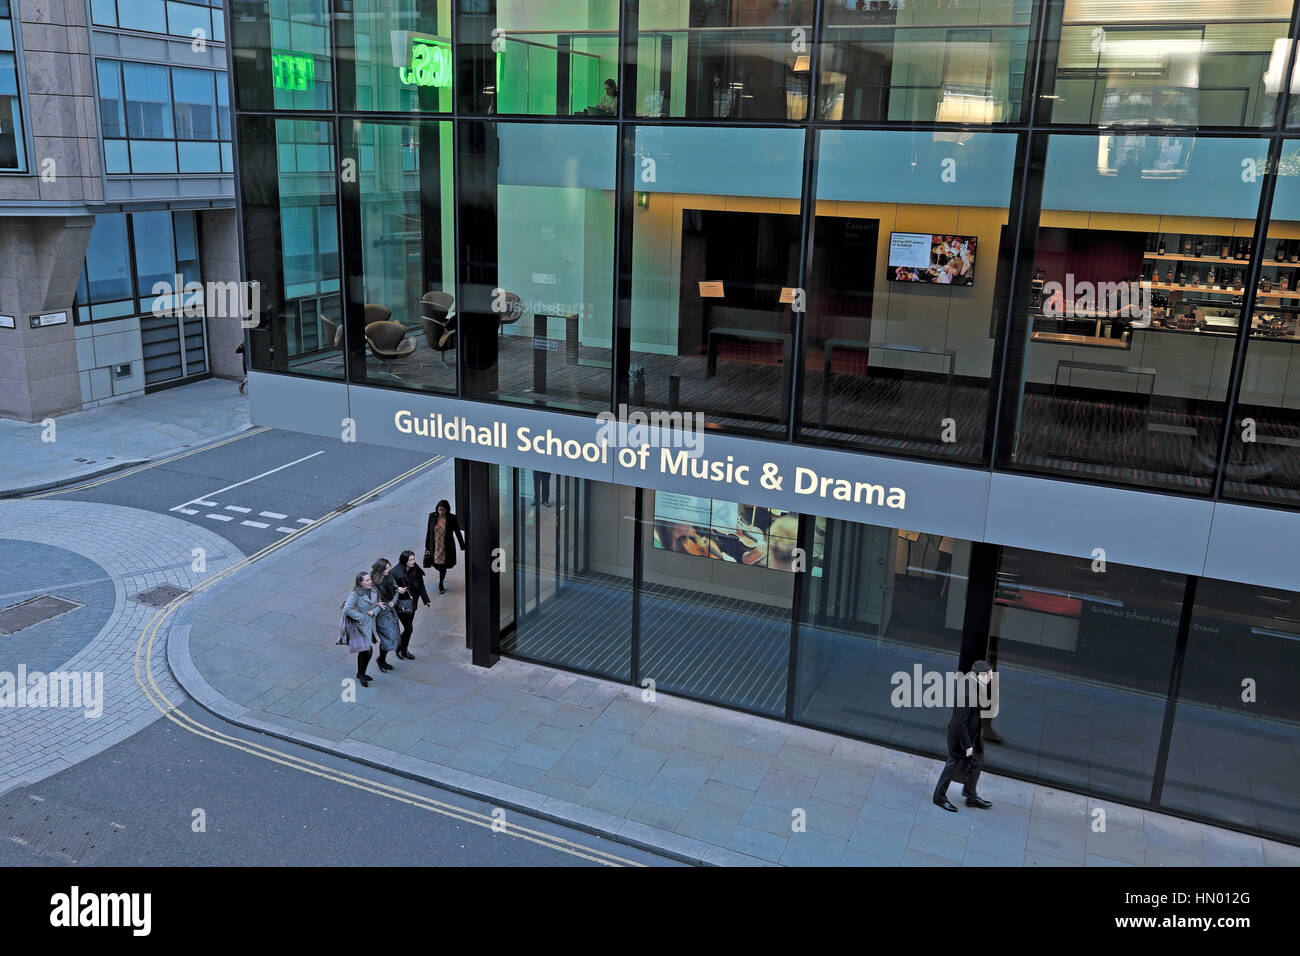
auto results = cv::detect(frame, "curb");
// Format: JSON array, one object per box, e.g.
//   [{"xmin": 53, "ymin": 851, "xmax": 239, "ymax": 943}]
[
  {"xmin": 159, "ymin": 475, "xmax": 769, "ymax": 868},
  {"xmin": 0, "ymin": 423, "xmax": 257, "ymax": 499},
  {"xmin": 166, "ymin": 603, "xmax": 768, "ymax": 868}
]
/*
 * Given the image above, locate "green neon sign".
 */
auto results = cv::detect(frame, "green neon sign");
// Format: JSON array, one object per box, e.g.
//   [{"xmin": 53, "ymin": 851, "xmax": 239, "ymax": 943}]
[
  {"xmin": 272, "ymin": 50, "xmax": 315, "ymax": 92},
  {"xmin": 399, "ymin": 36, "xmax": 451, "ymax": 89}
]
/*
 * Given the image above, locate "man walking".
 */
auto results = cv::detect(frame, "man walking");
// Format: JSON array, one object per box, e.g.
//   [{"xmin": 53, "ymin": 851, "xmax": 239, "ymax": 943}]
[{"xmin": 933, "ymin": 660, "xmax": 995, "ymax": 812}]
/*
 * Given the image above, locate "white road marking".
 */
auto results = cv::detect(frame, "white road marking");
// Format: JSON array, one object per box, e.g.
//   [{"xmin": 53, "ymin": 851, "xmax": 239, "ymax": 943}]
[
  {"xmin": 276, "ymin": 526, "xmax": 298, "ymax": 534},
  {"xmin": 241, "ymin": 520, "xmax": 269, "ymax": 528},
  {"xmin": 296, "ymin": 518, "xmax": 314, "ymax": 524},
  {"xmin": 225, "ymin": 505, "xmax": 252, "ymax": 513},
  {"xmin": 260, "ymin": 511, "xmax": 287, "ymax": 519},
  {"xmin": 176, "ymin": 507, "xmax": 198, "ymax": 515},
  {"xmin": 171, "ymin": 450, "xmax": 326, "ymax": 513},
  {"xmin": 206, "ymin": 514, "xmax": 234, "ymax": 522}
]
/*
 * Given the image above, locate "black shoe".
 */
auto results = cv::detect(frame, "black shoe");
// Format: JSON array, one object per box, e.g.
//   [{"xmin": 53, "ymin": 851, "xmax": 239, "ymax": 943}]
[
  {"xmin": 933, "ymin": 796, "xmax": 958, "ymax": 813},
  {"xmin": 403, "ymin": 651, "xmax": 416, "ymax": 660},
  {"xmin": 965, "ymin": 794, "xmax": 993, "ymax": 809},
  {"xmin": 358, "ymin": 675, "xmax": 371, "ymax": 686},
  {"xmin": 438, "ymin": 584, "xmax": 445, "ymax": 594},
  {"xmin": 378, "ymin": 662, "xmax": 394, "ymax": 672}
]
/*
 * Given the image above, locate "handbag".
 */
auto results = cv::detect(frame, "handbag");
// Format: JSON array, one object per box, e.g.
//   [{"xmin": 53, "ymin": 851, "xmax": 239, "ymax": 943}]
[
  {"xmin": 396, "ymin": 595, "xmax": 414, "ymax": 614},
  {"xmin": 422, "ymin": 549, "xmax": 433, "ymax": 569}
]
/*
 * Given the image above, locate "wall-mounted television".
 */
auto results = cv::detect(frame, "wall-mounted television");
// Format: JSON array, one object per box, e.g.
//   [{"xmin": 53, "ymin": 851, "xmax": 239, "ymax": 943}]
[
  {"xmin": 888, "ymin": 233, "xmax": 977, "ymax": 286},
  {"xmin": 652, "ymin": 492, "xmax": 803, "ymax": 572}
]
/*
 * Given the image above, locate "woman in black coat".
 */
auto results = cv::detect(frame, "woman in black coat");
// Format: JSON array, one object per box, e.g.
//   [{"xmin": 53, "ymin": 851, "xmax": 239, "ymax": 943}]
[
  {"xmin": 391, "ymin": 549, "xmax": 430, "ymax": 660},
  {"xmin": 424, "ymin": 498, "xmax": 466, "ymax": 594}
]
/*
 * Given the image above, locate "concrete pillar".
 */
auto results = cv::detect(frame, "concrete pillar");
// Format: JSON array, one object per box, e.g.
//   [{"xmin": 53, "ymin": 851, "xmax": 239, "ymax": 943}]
[{"xmin": 200, "ymin": 207, "xmax": 245, "ymax": 380}]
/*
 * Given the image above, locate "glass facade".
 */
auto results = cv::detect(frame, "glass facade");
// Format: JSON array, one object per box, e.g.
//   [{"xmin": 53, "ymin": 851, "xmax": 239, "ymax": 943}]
[
  {"xmin": 236, "ymin": 0, "xmax": 1300, "ymax": 844},
  {"xmin": 93, "ymin": 0, "xmax": 227, "ymax": 43},
  {"xmin": 74, "ymin": 210, "xmax": 204, "ymax": 323},
  {"xmin": 97, "ymin": 60, "xmax": 233, "ymax": 174}
]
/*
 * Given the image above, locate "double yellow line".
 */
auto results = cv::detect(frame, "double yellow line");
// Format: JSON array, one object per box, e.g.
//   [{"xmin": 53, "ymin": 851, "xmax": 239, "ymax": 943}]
[{"xmin": 33, "ymin": 429, "xmax": 644, "ymax": 866}]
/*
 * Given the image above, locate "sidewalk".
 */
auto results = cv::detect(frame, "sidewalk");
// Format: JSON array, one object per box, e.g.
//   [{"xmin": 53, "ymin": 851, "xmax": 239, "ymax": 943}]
[
  {"xmin": 0, "ymin": 378, "xmax": 250, "ymax": 496},
  {"xmin": 173, "ymin": 458, "xmax": 1300, "ymax": 867}
]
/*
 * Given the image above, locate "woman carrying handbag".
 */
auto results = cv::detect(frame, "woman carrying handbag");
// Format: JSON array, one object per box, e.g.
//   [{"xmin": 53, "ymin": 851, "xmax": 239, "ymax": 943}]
[
  {"xmin": 371, "ymin": 558, "xmax": 402, "ymax": 671},
  {"xmin": 391, "ymin": 549, "xmax": 430, "ymax": 660},
  {"xmin": 341, "ymin": 571, "xmax": 380, "ymax": 687},
  {"xmin": 423, "ymin": 498, "xmax": 466, "ymax": 594}
]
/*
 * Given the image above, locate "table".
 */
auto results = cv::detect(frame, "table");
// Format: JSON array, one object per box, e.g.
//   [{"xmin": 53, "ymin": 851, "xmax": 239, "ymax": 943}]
[
  {"xmin": 819, "ymin": 339, "xmax": 956, "ymax": 429},
  {"xmin": 706, "ymin": 327, "xmax": 792, "ymax": 378}
]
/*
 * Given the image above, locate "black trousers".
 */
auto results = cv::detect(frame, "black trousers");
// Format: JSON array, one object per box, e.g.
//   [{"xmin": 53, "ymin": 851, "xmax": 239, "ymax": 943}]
[
  {"xmin": 398, "ymin": 610, "xmax": 415, "ymax": 653},
  {"xmin": 934, "ymin": 753, "xmax": 983, "ymax": 800},
  {"xmin": 356, "ymin": 649, "xmax": 372, "ymax": 678}
]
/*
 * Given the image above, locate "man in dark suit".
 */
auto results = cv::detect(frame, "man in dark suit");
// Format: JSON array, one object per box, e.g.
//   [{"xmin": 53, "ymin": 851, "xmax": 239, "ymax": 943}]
[{"xmin": 933, "ymin": 660, "xmax": 994, "ymax": 812}]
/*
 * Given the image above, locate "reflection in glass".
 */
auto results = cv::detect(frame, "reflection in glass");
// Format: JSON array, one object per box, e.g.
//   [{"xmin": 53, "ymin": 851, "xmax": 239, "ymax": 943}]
[
  {"xmin": 460, "ymin": 0, "xmax": 619, "ymax": 116},
  {"xmin": 231, "ymin": 0, "xmax": 333, "ymax": 111},
  {"xmin": 239, "ymin": 117, "xmax": 343, "ymax": 378},
  {"xmin": 640, "ymin": 489, "xmax": 793, "ymax": 716},
  {"xmin": 1224, "ymin": 140, "xmax": 1300, "ymax": 506},
  {"xmin": 1047, "ymin": 0, "xmax": 1290, "ymax": 128},
  {"xmin": 1000, "ymin": 133, "xmax": 1265, "ymax": 492},
  {"xmin": 631, "ymin": 0, "xmax": 814, "ymax": 119},
  {"xmin": 624, "ymin": 125, "xmax": 804, "ymax": 437},
  {"xmin": 338, "ymin": 0, "xmax": 450, "ymax": 112},
  {"xmin": 458, "ymin": 122, "xmax": 615, "ymax": 412},
  {"xmin": 818, "ymin": 0, "xmax": 1032, "ymax": 123},
  {"xmin": 502, "ymin": 473, "xmax": 632, "ymax": 682},
  {"xmin": 988, "ymin": 547, "xmax": 1183, "ymax": 802},
  {"xmin": 795, "ymin": 518, "xmax": 968, "ymax": 751},
  {"xmin": 1162, "ymin": 578, "xmax": 1300, "ymax": 843},
  {"xmin": 344, "ymin": 119, "xmax": 456, "ymax": 394},
  {"xmin": 801, "ymin": 129, "xmax": 1016, "ymax": 462}
]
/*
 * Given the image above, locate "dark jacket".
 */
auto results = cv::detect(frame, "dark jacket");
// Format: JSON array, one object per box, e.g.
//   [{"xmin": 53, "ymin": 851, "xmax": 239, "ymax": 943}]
[
  {"xmin": 425, "ymin": 512, "xmax": 466, "ymax": 568},
  {"xmin": 375, "ymin": 571, "xmax": 398, "ymax": 605},
  {"xmin": 392, "ymin": 563, "xmax": 430, "ymax": 609},
  {"xmin": 946, "ymin": 703, "xmax": 983, "ymax": 759}
]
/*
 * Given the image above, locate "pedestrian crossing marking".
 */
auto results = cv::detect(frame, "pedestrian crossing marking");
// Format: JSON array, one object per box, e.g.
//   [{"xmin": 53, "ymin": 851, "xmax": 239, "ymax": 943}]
[
  {"xmin": 241, "ymin": 520, "xmax": 270, "ymax": 529},
  {"xmin": 206, "ymin": 514, "xmax": 233, "ymax": 522}
]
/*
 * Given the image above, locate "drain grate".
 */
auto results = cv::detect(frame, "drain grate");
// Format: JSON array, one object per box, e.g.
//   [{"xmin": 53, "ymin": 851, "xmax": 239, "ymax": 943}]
[
  {"xmin": 132, "ymin": 583, "xmax": 189, "ymax": 607},
  {"xmin": 0, "ymin": 595, "xmax": 84, "ymax": 635},
  {"xmin": 0, "ymin": 792, "xmax": 126, "ymax": 864}
]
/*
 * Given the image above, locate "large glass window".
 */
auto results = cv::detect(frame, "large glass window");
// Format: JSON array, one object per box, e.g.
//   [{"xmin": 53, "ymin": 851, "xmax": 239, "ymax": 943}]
[
  {"xmin": 622, "ymin": 125, "xmax": 805, "ymax": 437},
  {"xmin": 74, "ymin": 211, "xmax": 205, "ymax": 323},
  {"xmin": 231, "ymin": 0, "xmax": 333, "ymax": 111},
  {"xmin": 1161, "ymin": 577, "xmax": 1300, "ymax": 843},
  {"xmin": 98, "ymin": 60, "xmax": 231, "ymax": 173},
  {"xmin": 988, "ymin": 547, "xmax": 1184, "ymax": 802},
  {"xmin": 343, "ymin": 118, "xmax": 456, "ymax": 394},
  {"xmin": 338, "ymin": 0, "xmax": 450, "ymax": 112},
  {"xmin": 640, "ymin": 490, "xmax": 796, "ymax": 716},
  {"xmin": 800, "ymin": 129, "xmax": 1017, "ymax": 462},
  {"xmin": 456, "ymin": 121, "xmax": 615, "ymax": 411},
  {"xmin": 459, "ymin": 0, "xmax": 619, "ymax": 116},
  {"xmin": 239, "ymin": 117, "xmax": 343, "ymax": 378},
  {"xmin": 818, "ymin": 0, "xmax": 1033, "ymax": 123},
  {"xmin": 501, "ymin": 472, "xmax": 633, "ymax": 681},
  {"xmin": 0, "ymin": 0, "xmax": 26, "ymax": 171},
  {"xmin": 1045, "ymin": 0, "xmax": 1292, "ymax": 128},
  {"xmin": 795, "ymin": 517, "xmax": 970, "ymax": 752},
  {"xmin": 94, "ymin": 0, "xmax": 223, "ymax": 42},
  {"xmin": 629, "ymin": 0, "xmax": 814, "ymax": 119},
  {"xmin": 1223, "ymin": 139, "xmax": 1300, "ymax": 506},
  {"xmin": 999, "ymin": 133, "xmax": 1266, "ymax": 492}
]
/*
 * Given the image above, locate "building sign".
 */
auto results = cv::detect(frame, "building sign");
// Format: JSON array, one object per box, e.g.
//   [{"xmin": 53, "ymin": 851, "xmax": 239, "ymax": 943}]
[
  {"xmin": 398, "ymin": 35, "xmax": 451, "ymax": 89},
  {"xmin": 0, "ymin": 314, "xmax": 14, "ymax": 329},
  {"xmin": 272, "ymin": 50, "xmax": 315, "ymax": 92},
  {"xmin": 31, "ymin": 311, "xmax": 67, "ymax": 328}
]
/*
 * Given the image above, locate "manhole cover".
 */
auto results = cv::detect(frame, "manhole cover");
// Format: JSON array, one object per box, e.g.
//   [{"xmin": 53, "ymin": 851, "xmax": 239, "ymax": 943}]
[
  {"xmin": 0, "ymin": 793, "xmax": 126, "ymax": 864},
  {"xmin": 132, "ymin": 583, "xmax": 189, "ymax": 606},
  {"xmin": 0, "ymin": 595, "xmax": 83, "ymax": 635}
]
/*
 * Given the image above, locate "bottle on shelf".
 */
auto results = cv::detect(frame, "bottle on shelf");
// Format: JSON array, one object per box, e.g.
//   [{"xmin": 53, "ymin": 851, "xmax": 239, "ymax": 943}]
[
  {"xmin": 1283, "ymin": 273, "xmax": 1291, "ymax": 292},
  {"xmin": 1234, "ymin": 271, "xmax": 1243, "ymax": 290},
  {"xmin": 1158, "ymin": 236, "xmax": 1166, "ymax": 255},
  {"xmin": 1178, "ymin": 269, "xmax": 1187, "ymax": 285},
  {"xmin": 1277, "ymin": 240, "xmax": 1286, "ymax": 262},
  {"xmin": 1291, "ymin": 243, "xmax": 1298, "ymax": 263},
  {"xmin": 1183, "ymin": 237, "xmax": 1193, "ymax": 255},
  {"xmin": 1208, "ymin": 267, "xmax": 1218, "ymax": 288},
  {"xmin": 1220, "ymin": 238, "xmax": 1230, "ymax": 258},
  {"xmin": 1235, "ymin": 240, "xmax": 1245, "ymax": 260},
  {"xmin": 1166, "ymin": 266, "xmax": 1175, "ymax": 284},
  {"xmin": 1195, "ymin": 237, "xmax": 1204, "ymax": 258},
  {"xmin": 1191, "ymin": 269, "xmax": 1201, "ymax": 287}
]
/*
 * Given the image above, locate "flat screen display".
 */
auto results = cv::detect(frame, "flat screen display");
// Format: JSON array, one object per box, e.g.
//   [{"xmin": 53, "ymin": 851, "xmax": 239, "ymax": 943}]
[
  {"xmin": 652, "ymin": 493, "xmax": 802, "ymax": 572},
  {"xmin": 888, "ymin": 233, "xmax": 977, "ymax": 286}
]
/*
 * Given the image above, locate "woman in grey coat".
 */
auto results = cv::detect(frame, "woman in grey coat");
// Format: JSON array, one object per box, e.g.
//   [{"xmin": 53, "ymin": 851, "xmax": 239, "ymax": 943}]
[{"xmin": 343, "ymin": 570, "xmax": 380, "ymax": 686}]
